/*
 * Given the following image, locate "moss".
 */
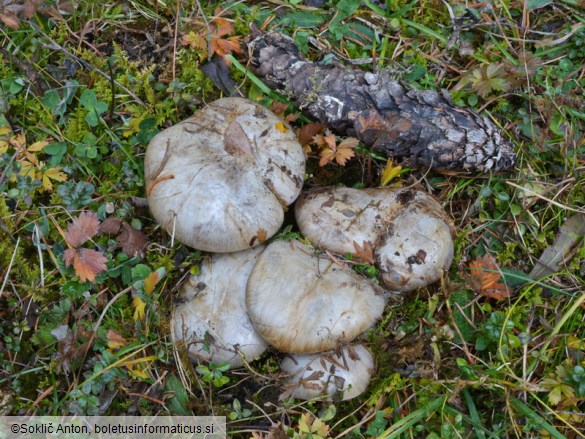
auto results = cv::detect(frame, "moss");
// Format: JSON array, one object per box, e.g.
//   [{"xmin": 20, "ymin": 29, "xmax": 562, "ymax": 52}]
[{"xmin": 0, "ymin": 200, "xmax": 40, "ymax": 286}]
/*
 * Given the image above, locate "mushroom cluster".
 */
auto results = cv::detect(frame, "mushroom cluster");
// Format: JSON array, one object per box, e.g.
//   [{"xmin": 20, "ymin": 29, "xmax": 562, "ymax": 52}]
[{"xmin": 146, "ymin": 97, "xmax": 455, "ymax": 401}]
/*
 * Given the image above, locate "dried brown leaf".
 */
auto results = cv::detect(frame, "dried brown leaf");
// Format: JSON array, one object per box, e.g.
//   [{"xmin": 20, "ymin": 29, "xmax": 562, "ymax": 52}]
[
  {"xmin": 64, "ymin": 247, "xmax": 107, "ymax": 283},
  {"xmin": 297, "ymin": 122, "xmax": 325, "ymax": 147},
  {"xmin": 469, "ymin": 255, "xmax": 512, "ymax": 300},
  {"xmin": 0, "ymin": 11, "xmax": 20, "ymax": 29},
  {"xmin": 353, "ymin": 240, "xmax": 375, "ymax": 265},
  {"xmin": 65, "ymin": 211, "xmax": 100, "ymax": 248},
  {"xmin": 99, "ymin": 217, "xmax": 123, "ymax": 235},
  {"xmin": 269, "ymin": 101, "xmax": 288, "ymax": 118},
  {"xmin": 117, "ymin": 222, "xmax": 147, "ymax": 257}
]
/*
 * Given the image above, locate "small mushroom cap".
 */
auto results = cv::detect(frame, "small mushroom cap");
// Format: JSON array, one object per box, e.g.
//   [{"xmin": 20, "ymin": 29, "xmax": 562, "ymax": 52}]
[
  {"xmin": 280, "ymin": 345, "xmax": 374, "ymax": 401},
  {"xmin": 246, "ymin": 240, "xmax": 386, "ymax": 353},
  {"xmin": 295, "ymin": 186, "xmax": 454, "ymax": 291},
  {"xmin": 173, "ymin": 246, "xmax": 268, "ymax": 368},
  {"xmin": 145, "ymin": 97, "xmax": 305, "ymax": 253}
]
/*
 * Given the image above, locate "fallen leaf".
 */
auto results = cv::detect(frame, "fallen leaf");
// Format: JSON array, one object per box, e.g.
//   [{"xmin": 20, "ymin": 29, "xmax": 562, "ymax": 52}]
[
  {"xmin": 182, "ymin": 7, "xmax": 243, "ymax": 60},
  {"xmin": 51, "ymin": 324, "xmax": 75, "ymax": 373},
  {"xmin": 353, "ymin": 240, "xmax": 375, "ymax": 265},
  {"xmin": 99, "ymin": 217, "xmax": 123, "ymax": 235},
  {"xmin": 0, "ymin": 11, "xmax": 20, "ymax": 29},
  {"xmin": 469, "ymin": 255, "xmax": 512, "ymax": 299},
  {"xmin": 144, "ymin": 271, "xmax": 160, "ymax": 295},
  {"xmin": 297, "ymin": 122, "xmax": 325, "ymax": 147},
  {"xmin": 380, "ymin": 159, "xmax": 403, "ymax": 186},
  {"xmin": 64, "ymin": 247, "xmax": 108, "ymax": 283},
  {"xmin": 117, "ymin": 222, "xmax": 148, "ymax": 257},
  {"xmin": 106, "ymin": 330, "xmax": 128, "ymax": 350},
  {"xmin": 23, "ymin": 0, "xmax": 43, "ymax": 19},
  {"xmin": 65, "ymin": 211, "xmax": 100, "ymax": 248},
  {"xmin": 319, "ymin": 136, "xmax": 358, "ymax": 167},
  {"xmin": 133, "ymin": 295, "xmax": 146, "ymax": 321},
  {"xmin": 269, "ymin": 101, "xmax": 288, "ymax": 118}
]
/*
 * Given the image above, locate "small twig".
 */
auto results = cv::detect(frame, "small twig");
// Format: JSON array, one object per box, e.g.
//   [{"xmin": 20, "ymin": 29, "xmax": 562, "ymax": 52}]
[
  {"xmin": 194, "ymin": 0, "xmax": 212, "ymax": 62},
  {"xmin": 172, "ymin": 0, "xmax": 180, "ymax": 81},
  {"xmin": 106, "ymin": 57, "xmax": 116, "ymax": 122},
  {"xmin": 0, "ymin": 236, "xmax": 19, "ymax": 299}
]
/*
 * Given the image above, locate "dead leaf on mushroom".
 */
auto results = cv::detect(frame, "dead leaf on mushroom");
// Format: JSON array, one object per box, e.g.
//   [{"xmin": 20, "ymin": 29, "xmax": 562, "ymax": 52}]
[{"xmin": 469, "ymin": 255, "xmax": 512, "ymax": 299}]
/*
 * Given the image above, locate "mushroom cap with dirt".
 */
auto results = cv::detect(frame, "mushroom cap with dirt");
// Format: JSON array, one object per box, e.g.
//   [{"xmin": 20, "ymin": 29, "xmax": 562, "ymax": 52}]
[
  {"xmin": 173, "ymin": 246, "xmax": 268, "ymax": 368},
  {"xmin": 295, "ymin": 186, "xmax": 454, "ymax": 291},
  {"xmin": 280, "ymin": 345, "xmax": 374, "ymax": 401},
  {"xmin": 145, "ymin": 97, "xmax": 305, "ymax": 253},
  {"xmin": 246, "ymin": 239, "xmax": 386, "ymax": 354}
]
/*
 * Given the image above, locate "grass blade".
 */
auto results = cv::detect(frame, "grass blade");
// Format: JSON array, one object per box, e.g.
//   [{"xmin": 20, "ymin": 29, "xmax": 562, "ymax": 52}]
[
  {"xmin": 377, "ymin": 396, "xmax": 446, "ymax": 438},
  {"xmin": 510, "ymin": 398, "xmax": 566, "ymax": 439}
]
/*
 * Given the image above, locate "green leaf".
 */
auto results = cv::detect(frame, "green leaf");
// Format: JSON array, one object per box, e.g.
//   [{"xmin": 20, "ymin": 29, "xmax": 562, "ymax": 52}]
[
  {"xmin": 279, "ymin": 11, "xmax": 326, "ymax": 28},
  {"xmin": 527, "ymin": 0, "xmax": 552, "ymax": 10},
  {"xmin": 165, "ymin": 375, "xmax": 191, "ymax": 415},
  {"xmin": 131, "ymin": 264, "xmax": 151, "ymax": 281},
  {"xmin": 365, "ymin": 411, "xmax": 388, "ymax": 436},
  {"xmin": 80, "ymin": 89, "xmax": 98, "ymax": 109},
  {"xmin": 44, "ymin": 142, "xmax": 67, "ymax": 166}
]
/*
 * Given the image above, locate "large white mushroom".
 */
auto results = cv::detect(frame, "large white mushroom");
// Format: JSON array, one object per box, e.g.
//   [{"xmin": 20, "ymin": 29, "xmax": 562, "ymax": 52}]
[
  {"xmin": 280, "ymin": 345, "xmax": 375, "ymax": 401},
  {"xmin": 173, "ymin": 246, "xmax": 268, "ymax": 368},
  {"xmin": 145, "ymin": 97, "xmax": 305, "ymax": 253},
  {"xmin": 246, "ymin": 239, "xmax": 386, "ymax": 353},
  {"xmin": 295, "ymin": 187, "xmax": 454, "ymax": 291}
]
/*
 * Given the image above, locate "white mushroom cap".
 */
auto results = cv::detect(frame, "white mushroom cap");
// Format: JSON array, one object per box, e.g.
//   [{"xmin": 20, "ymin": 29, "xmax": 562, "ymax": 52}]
[
  {"xmin": 145, "ymin": 97, "xmax": 305, "ymax": 252},
  {"xmin": 173, "ymin": 246, "xmax": 268, "ymax": 368},
  {"xmin": 246, "ymin": 240, "xmax": 386, "ymax": 353},
  {"xmin": 295, "ymin": 187, "xmax": 454, "ymax": 291},
  {"xmin": 280, "ymin": 345, "xmax": 374, "ymax": 401}
]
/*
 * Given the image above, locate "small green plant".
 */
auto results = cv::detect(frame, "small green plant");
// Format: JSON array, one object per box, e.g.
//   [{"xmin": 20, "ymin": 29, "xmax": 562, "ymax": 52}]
[
  {"xmin": 79, "ymin": 89, "xmax": 108, "ymax": 127},
  {"xmin": 57, "ymin": 181, "xmax": 95, "ymax": 210},
  {"xmin": 228, "ymin": 399, "xmax": 252, "ymax": 420},
  {"xmin": 195, "ymin": 362, "xmax": 230, "ymax": 388}
]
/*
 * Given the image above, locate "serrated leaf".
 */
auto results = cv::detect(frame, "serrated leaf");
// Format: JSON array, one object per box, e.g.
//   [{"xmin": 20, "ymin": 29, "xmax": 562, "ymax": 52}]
[
  {"xmin": 64, "ymin": 248, "xmax": 108, "ymax": 283},
  {"xmin": 65, "ymin": 211, "xmax": 100, "ymax": 247}
]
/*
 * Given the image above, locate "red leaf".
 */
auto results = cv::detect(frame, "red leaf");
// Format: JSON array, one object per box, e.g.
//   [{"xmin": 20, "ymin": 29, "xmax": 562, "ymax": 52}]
[
  {"xmin": 64, "ymin": 248, "xmax": 107, "ymax": 283},
  {"xmin": 65, "ymin": 211, "xmax": 100, "ymax": 248}
]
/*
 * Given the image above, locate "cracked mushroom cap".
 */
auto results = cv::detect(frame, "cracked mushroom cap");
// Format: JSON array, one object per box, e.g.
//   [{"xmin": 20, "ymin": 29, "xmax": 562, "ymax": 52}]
[
  {"xmin": 295, "ymin": 187, "xmax": 454, "ymax": 291},
  {"xmin": 173, "ymin": 246, "xmax": 268, "ymax": 368},
  {"xmin": 246, "ymin": 240, "xmax": 386, "ymax": 353},
  {"xmin": 145, "ymin": 97, "xmax": 305, "ymax": 253},
  {"xmin": 280, "ymin": 345, "xmax": 374, "ymax": 401}
]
